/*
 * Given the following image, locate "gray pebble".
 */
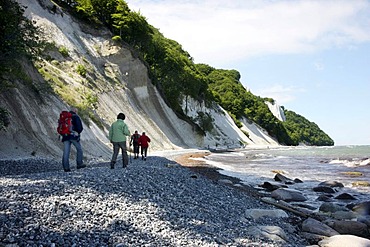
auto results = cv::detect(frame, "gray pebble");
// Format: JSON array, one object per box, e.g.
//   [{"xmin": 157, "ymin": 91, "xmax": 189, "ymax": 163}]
[{"xmin": 0, "ymin": 156, "xmax": 307, "ymax": 246}]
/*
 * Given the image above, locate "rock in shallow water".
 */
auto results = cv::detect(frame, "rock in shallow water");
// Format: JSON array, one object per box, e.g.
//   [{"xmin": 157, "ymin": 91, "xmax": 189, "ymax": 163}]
[{"xmin": 271, "ymin": 188, "xmax": 308, "ymax": 202}]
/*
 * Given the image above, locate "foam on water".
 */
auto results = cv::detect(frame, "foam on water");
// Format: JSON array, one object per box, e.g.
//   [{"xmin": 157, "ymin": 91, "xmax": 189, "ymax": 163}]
[
  {"xmin": 206, "ymin": 145, "xmax": 370, "ymax": 206},
  {"xmin": 330, "ymin": 158, "xmax": 370, "ymax": 167}
]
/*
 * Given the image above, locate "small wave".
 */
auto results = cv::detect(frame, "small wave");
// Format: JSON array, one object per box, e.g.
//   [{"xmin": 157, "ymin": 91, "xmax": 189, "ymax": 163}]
[
  {"xmin": 254, "ymin": 153, "xmax": 272, "ymax": 158},
  {"xmin": 205, "ymin": 160, "xmax": 239, "ymax": 171},
  {"xmin": 249, "ymin": 155, "xmax": 289, "ymax": 161},
  {"xmin": 275, "ymin": 155, "xmax": 289, "ymax": 159},
  {"xmin": 329, "ymin": 158, "xmax": 370, "ymax": 167}
]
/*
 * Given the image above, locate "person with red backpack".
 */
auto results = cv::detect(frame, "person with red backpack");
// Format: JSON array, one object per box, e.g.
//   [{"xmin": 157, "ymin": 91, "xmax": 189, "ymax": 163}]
[
  {"xmin": 130, "ymin": 130, "xmax": 141, "ymax": 159},
  {"xmin": 138, "ymin": 132, "xmax": 151, "ymax": 161},
  {"xmin": 58, "ymin": 107, "xmax": 84, "ymax": 172}
]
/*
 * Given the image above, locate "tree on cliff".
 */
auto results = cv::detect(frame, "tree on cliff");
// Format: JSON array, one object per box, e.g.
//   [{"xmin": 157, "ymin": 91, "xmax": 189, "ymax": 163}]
[
  {"xmin": 0, "ymin": 0, "xmax": 44, "ymax": 130},
  {"xmin": 0, "ymin": 0, "xmax": 43, "ymax": 69}
]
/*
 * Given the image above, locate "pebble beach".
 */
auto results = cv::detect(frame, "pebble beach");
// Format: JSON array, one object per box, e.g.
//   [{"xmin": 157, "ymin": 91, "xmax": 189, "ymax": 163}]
[{"xmin": 0, "ymin": 153, "xmax": 310, "ymax": 247}]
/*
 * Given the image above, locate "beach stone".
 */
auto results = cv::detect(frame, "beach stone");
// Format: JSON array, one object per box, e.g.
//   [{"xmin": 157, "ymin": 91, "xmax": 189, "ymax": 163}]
[
  {"xmin": 300, "ymin": 232, "xmax": 327, "ymax": 245},
  {"xmin": 246, "ymin": 225, "xmax": 288, "ymax": 242},
  {"xmin": 326, "ymin": 220, "xmax": 369, "ymax": 238},
  {"xmin": 301, "ymin": 218, "xmax": 339, "ymax": 237},
  {"xmin": 318, "ymin": 235, "xmax": 370, "ymax": 247},
  {"xmin": 357, "ymin": 216, "xmax": 370, "ymax": 227},
  {"xmin": 319, "ymin": 202, "xmax": 349, "ymax": 214},
  {"xmin": 318, "ymin": 181, "xmax": 344, "ymax": 188},
  {"xmin": 335, "ymin": 193, "xmax": 356, "ymax": 200},
  {"xmin": 245, "ymin": 209, "xmax": 288, "ymax": 220},
  {"xmin": 274, "ymin": 173, "xmax": 294, "ymax": 184},
  {"xmin": 218, "ymin": 179, "xmax": 233, "ymax": 185},
  {"xmin": 271, "ymin": 188, "xmax": 308, "ymax": 202},
  {"xmin": 260, "ymin": 181, "xmax": 288, "ymax": 191},
  {"xmin": 332, "ymin": 210, "xmax": 358, "ymax": 220},
  {"xmin": 317, "ymin": 195, "xmax": 334, "ymax": 202},
  {"xmin": 351, "ymin": 201, "xmax": 370, "ymax": 215},
  {"xmin": 313, "ymin": 186, "xmax": 336, "ymax": 194}
]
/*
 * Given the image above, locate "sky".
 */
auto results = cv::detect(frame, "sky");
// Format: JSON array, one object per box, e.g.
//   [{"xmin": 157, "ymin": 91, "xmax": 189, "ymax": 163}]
[{"xmin": 127, "ymin": 0, "xmax": 370, "ymax": 146}]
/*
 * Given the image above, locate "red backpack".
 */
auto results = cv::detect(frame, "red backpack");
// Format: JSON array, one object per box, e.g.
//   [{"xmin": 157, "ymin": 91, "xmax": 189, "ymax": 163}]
[{"xmin": 57, "ymin": 111, "xmax": 73, "ymax": 135}]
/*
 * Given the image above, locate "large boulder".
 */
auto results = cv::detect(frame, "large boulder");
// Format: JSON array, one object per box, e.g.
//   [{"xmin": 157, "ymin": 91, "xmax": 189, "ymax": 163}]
[
  {"xmin": 317, "ymin": 195, "xmax": 334, "ymax": 202},
  {"xmin": 246, "ymin": 225, "xmax": 288, "ymax": 242},
  {"xmin": 318, "ymin": 235, "xmax": 370, "ymax": 247},
  {"xmin": 331, "ymin": 210, "xmax": 358, "ymax": 220},
  {"xmin": 335, "ymin": 193, "xmax": 357, "ymax": 200},
  {"xmin": 357, "ymin": 215, "xmax": 370, "ymax": 228},
  {"xmin": 318, "ymin": 181, "xmax": 344, "ymax": 188},
  {"xmin": 274, "ymin": 173, "xmax": 294, "ymax": 184},
  {"xmin": 271, "ymin": 188, "xmax": 307, "ymax": 202},
  {"xmin": 245, "ymin": 209, "xmax": 288, "ymax": 220},
  {"xmin": 313, "ymin": 186, "xmax": 336, "ymax": 194},
  {"xmin": 352, "ymin": 201, "xmax": 370, "ymax": 216},
  {"xmin": 316, "ymin": 195, "xmax": 334, "ymax": 202},
  {"xmin": 301, "ymin": 218, "xmax": 339, "ymax": 237},
  {"xmin": 326, "ymin": 220, "xmax": 369, "ymax": 238},
  {"xmin": 319, "ymin": 202, "xmax": 349, "ymax": 214},
  {"xmin": 260, "ymin": 181, "xmax": 288, "ymax": 191}
]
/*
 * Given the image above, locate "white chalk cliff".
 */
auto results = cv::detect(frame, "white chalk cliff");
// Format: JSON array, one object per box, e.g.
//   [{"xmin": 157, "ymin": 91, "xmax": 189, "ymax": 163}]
[
  {"xmin": 0, "ymin": 0, "xmax": 280, "ymax": 160},
  {"xmin": 266, "ymin": 101, "xmax": 286, "ymax": 122}
]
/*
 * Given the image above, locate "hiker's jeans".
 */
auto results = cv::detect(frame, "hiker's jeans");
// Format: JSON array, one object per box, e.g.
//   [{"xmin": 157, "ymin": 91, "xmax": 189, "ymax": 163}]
[
  {"xmin": 133, "ymin": 144, "xmax": 140, "ymax": 156},
  {"xmin": 63, "ymin": 139, "xmax": 83, "ymax": 170},
  {"xmin": 141, "ymin": 146, "xmax": 148, "ymax": 157},
  {"xmin": 111, "ymin": 141, "xmax": 128, "ymax": 167}
]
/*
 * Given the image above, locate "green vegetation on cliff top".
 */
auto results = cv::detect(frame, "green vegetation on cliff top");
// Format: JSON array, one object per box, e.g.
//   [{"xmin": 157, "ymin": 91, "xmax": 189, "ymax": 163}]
[{"xmin": 0, "ymin": 0, "xmax": 334, "ymax": 146}]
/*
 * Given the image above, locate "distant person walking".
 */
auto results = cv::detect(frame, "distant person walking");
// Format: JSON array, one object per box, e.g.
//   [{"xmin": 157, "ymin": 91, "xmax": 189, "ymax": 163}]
[
  {"xmin": 138, "ymin": 132, "xmax": 151, "ymax": 160},
  {"xmin": 109, "ymin": 113, "xmax": 130, "ymax": 169},
  {"xmin": 130, "ymin": 130, "xmax": 141, "ymax": 159},
  {"xmin": 61, "ymin": 108, "xmax": 85, "ymax": 172}
]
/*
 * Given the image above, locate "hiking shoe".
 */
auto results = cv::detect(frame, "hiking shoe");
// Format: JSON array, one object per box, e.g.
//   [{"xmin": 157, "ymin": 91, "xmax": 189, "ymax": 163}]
[
  {"xmin": 77, "ymin": 165, "xmax": 86, "ymax": 169},
  {"xmin": 144, "ymin": 157, "xmax": 146, "ymax": 161},
  {"xmin": 64, "ymin": 168, "xmax": 71, "ymax": 172}
]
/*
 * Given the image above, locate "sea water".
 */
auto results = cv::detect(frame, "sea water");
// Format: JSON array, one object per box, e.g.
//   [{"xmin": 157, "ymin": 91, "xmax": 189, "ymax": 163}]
[{"xmin": 204, "ymin": 145, "xmax": 370, "ymax": 207}]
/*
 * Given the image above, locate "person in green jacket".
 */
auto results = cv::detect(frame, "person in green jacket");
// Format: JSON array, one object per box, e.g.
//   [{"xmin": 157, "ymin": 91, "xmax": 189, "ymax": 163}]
[{"xmin": 109, "ymin": 113, "xmax": 130, "ymax": 169}]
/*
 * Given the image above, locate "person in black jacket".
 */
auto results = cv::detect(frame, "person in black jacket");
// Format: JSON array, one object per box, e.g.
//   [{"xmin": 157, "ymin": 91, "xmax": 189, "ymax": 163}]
[
  {"xmin": 129, "ymin": 130, "xmax": 141, "ymax": 159},
  {"xmin": 62, "ymin": 107, "xmax": 85, "ymax": 172}
]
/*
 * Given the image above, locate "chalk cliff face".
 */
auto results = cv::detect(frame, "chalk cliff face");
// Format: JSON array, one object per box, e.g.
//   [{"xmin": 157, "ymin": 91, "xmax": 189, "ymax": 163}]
[
  {"xmin": 266, "ymin": 101, "xmax": 286, "ymax": 122},
  {"xmin": 0, "ymin": 0, "xmax": 279, "ymax": 160}
]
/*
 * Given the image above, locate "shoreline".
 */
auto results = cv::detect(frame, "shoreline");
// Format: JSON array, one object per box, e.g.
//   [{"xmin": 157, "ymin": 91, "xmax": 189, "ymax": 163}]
[
  {"xmin": 173, "ymin": 151, "xmax": 263, "ymax": 199},
  {"xmin": 174, "ymin": 151, "xmax": 240, "ymax": 184},
  {"xmin": 172, "ymin": 150, "xmax": 370, "ymax": 232}
]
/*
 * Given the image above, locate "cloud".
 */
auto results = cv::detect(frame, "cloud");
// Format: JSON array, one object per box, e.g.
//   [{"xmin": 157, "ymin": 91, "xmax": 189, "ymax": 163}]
[
  {"xmin": 128, "ymin": 0, "xmax": 370, "ymax": 65},
  {"xmin": 251, "ymin": 84, "xmax": 305, "ymax": 104}
]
